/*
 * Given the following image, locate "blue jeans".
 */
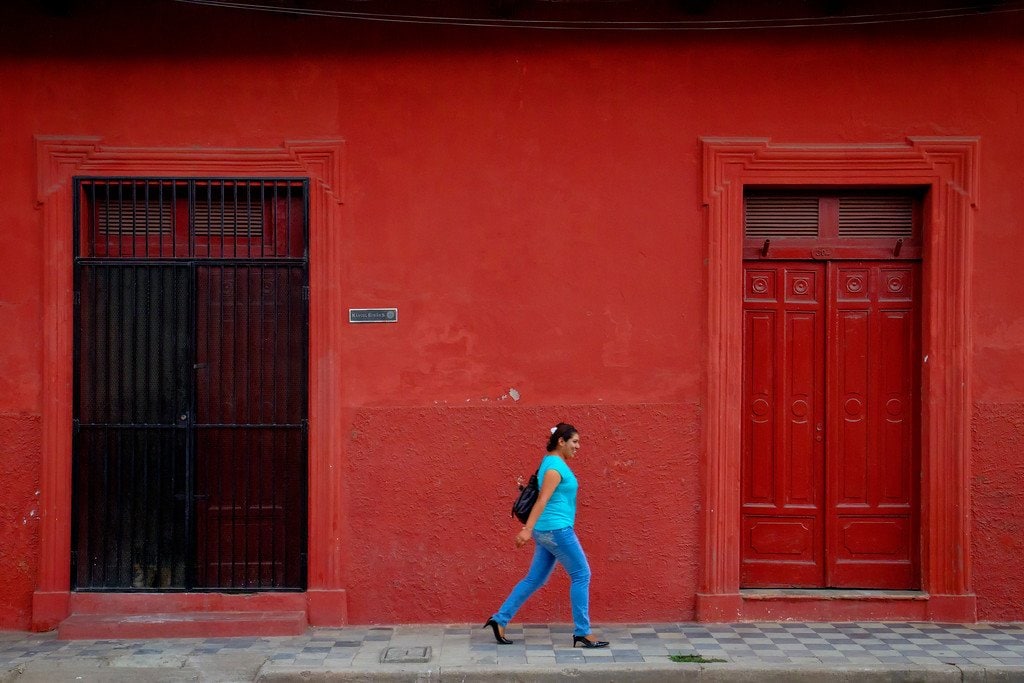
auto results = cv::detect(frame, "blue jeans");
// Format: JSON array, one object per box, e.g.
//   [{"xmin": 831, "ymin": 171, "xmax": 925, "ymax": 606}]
[{"xmin": 492, "ymin": 526, "xmax": 592, "ymax": 636}]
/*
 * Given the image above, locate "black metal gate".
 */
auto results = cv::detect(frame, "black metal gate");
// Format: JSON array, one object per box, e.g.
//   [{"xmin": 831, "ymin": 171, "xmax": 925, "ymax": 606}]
[{"xmin": 72, "ymin": 178, "xmax": 308, "ymax": 591}]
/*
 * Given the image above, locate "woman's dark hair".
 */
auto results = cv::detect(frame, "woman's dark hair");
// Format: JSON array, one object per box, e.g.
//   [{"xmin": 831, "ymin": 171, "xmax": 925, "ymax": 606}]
[{"xmin": 547, "ymin": 422, "xmax": 578, "ymax": 451}]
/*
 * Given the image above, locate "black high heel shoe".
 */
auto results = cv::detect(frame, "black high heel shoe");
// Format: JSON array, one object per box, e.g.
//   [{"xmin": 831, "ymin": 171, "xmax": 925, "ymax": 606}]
[
  {"xmin": 483, "ymin": 618, "xmax": 513, "ymax": 645},
  {"xmin": 572, "ymin": 635, "xmax": 610, "ymax": 649}
]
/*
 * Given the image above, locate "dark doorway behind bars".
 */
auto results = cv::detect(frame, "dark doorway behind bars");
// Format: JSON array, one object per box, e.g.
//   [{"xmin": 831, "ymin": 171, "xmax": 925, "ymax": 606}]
[{"xmin": 72, "ymin": 178, "xmax": 309, "ymax": 591}]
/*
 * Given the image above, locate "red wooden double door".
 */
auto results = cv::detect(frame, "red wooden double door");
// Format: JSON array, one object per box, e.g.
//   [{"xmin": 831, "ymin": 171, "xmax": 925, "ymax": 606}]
[{"xmin": 741, "ymin": 260, "xmax": 920, "ymax": 589}]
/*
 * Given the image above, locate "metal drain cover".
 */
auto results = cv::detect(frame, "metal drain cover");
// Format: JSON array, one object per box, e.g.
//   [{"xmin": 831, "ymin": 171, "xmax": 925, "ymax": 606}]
[{"xmin": 380, "ymin": 646, "xmax": 432, "ymax": 663}]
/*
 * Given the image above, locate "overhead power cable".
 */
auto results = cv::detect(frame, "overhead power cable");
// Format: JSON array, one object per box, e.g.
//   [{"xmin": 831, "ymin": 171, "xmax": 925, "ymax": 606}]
[{"xmin": 172, "ymin": 0, "xmax": 1024, "ymax": 30}]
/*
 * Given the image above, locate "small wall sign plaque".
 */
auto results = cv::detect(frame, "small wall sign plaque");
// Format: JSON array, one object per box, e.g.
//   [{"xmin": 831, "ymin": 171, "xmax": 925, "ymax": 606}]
[{"xmin": 349, "ymin": 308, "xmax": 398, "ymax": 323}]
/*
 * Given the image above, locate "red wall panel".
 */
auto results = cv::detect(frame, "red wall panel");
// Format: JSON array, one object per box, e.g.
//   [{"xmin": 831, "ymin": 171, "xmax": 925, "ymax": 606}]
[
  {"xmin": 343, "ymin": 404, "xmax": 700, "ymax": 623},
  {"xmin": 0, "ymin": 3, "xmax": 1021, "ymax": 627},
  {"xmin": 972, "ymin": 403, "xmax": 1024, "ymax": 621},
  {"xmin": 0, "ymin": 414, "xmax": 41, "ymax": 629}
]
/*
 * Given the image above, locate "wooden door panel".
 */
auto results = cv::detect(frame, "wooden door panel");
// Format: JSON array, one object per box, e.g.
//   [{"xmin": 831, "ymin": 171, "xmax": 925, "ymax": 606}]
[
  {"xmin": 834, "ymin": 308, "xmax": 869, "ymax": 505},
  {"xmin": 744, "ymin": 310, "xmax": 776, "ymax": 504},
  {"xmin": 827, "ymin": 262, "xmax": 920, "ymax": 589},
  {"xmin": 786, "ymin": 312, "xmax": 820, "ymax": 506},
  {"xmin": 878, "ymin": 309, "xmax": 914, "ymax": 505},
  {"xmin": 742, "ymin": 262, "xmax": 826, "ymax": 587}
]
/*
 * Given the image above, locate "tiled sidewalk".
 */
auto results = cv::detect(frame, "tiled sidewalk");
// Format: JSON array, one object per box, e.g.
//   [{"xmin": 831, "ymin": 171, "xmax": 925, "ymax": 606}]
[{"xmin": 2, "ymin": 621, "xmax": 1024, "ymax": 678}]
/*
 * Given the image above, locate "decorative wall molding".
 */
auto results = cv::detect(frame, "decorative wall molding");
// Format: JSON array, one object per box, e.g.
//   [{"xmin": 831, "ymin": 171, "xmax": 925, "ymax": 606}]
[
  {"xmin": 32, "ymin": 136, "xmax": 348, "ymax": 630},
  {"xmin": 697, "ymin": 137, "xmax": 978, "ymax": 622},
  {"xmin": 35, "ymin": 136, "xmax": 345, "ymax": 205}
]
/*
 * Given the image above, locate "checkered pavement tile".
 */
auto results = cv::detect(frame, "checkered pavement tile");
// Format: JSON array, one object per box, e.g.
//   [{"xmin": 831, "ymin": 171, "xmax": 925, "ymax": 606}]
[{"xmin": 1, "ymin": 622, "xmax": 1023, "ymax": 669}]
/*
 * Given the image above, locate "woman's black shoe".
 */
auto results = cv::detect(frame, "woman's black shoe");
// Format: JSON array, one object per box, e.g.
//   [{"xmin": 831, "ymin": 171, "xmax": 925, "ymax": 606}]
[
  {"xmin": 572, "ymin": 635, "xmax": 610, "ymax": 648},
  {"xmin": 483, "ymin": 618, "xmax": 513, "ymax": 644}
]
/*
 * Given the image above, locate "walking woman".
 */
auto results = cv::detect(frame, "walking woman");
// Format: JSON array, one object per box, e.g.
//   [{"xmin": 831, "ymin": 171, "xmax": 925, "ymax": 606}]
[{"xmin": 484, "ymin": 423, "xmax": 609, "ymax": 649}]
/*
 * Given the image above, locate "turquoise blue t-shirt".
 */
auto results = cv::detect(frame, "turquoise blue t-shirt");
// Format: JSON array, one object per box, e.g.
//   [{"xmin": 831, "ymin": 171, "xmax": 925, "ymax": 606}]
[{"xmin": 534, "ymin": 454, "xmax": 578, "ymax": 531}]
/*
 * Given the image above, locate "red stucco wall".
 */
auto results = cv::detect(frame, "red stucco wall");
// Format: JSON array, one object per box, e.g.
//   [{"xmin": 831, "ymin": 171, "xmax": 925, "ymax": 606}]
[
  {"xmin": 0, "ymin": 415, "xmax": 40, "ymax": 629},
  {"xmin": 344, "ymin": 405, "xmax": 699, "ymax": 624},
  {"xmin": 1, "ymin": 3, "xmax": 1022, "ymax": 629}
]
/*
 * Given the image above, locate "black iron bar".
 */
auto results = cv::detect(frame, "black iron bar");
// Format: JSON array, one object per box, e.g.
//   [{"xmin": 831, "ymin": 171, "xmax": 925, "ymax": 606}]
[
  {"xmin": 108, "ymin": 262, "xmax": 120, "ymax": 434},
  {"xmin": 131, "ymin": 182, "xmax": 138, "ymax": 258},
  {"xmin": 272, "ymin": 182, "xmax": 279, "ymax": 257},
  {"xmin": 168, "ymin": 181, "xmax": 172, "ymax": 257},
  {"xmin": 183, "ymin": 261, "xmax": 195, "ymax": 591},
  {"xmin": 221, "ymin": 181, "xmax": 229, "ymax": 258},
  {"xmin": 201, "ymin": 264, "xmax": 213, "ymax": 589},
  {"xmin": 152, "ymin": 181, "xmax": 161, "ymax": 256},
  {"xmin": 238, "ymin": 265, "xmax": 249, "ymax": 586},
  {"xmin": 259, "ymin": 181, "xmax": 266, "ymax": 259},
  {"xmin": 269, "ymin": 269, "xmax": 280, "ymax": 585},
  {"xmin": 149, "ymin": 429, "xmax": 161, "ymax": 588},
  {"xmin": 156, "ymin": 267, "xmax": 166, "ymax": 432},
  {"xmin": 101, "ymin": 182, "xmax": 109, "ymax": 259},
  {"xmin": 233, "ymin": 265, "xmax": 241, "ymax": 587},
  {"xmin": 100, "ymin": 428, "xmax": 110, "ymax": 587},
  {"xmin": 282, "ymin": 265, "xmax": 293, "ymax": 586},
  {"xmin": 255, "ymin": 266, "xmax": 265, "ymax": 586},
  {"xmin": 300, "ymin": 264, "xmax": 309, "ymax": 586},
  {"xmin": 128, "ymin": 266, "xmax": 141, "ymax": 587},
  {"xmin": 188, "ymin": 181, "xmax": 195, "ymax": 259},
  {"xmin": 208, "ymin": 265, "xmax": 220, "ymax": 588},
  {"xmin": 244, "ymin": 183, "xmax": 251, "ymax": 259},
  {"xmin": 285, "ymin": 182, "xmax": 292, "ymax": 259}
]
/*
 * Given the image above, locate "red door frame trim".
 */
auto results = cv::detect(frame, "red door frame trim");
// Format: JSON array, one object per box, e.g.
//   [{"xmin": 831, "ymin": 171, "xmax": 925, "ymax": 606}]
[
  {"xmin": 698, "ymin": 137, "xmax": 978, "ymax": 622},
  {"xmin": 32, "ymin": 136, "xmax": 348, "ymax": 630}
]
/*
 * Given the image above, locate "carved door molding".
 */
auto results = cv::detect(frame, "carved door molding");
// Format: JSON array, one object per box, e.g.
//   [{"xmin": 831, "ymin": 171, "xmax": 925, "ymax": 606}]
[
  {"xmin": 33, "ymin": 136, "xmax": 348, "ymax": 629},
  {"xmin": 699, "ymin": 137, "xmax": 978, "ymax": 621}
]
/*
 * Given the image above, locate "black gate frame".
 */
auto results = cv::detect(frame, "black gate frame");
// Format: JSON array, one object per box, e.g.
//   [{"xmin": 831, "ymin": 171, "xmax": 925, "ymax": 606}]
[{"xmin": 71, "ymin": 177, "xmax": 309, "ymax": 592}]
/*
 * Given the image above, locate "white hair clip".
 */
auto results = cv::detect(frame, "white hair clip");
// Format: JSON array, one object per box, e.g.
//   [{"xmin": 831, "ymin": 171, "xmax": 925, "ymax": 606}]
[{"xmin": 550, "ymin": 426, "xmax": 557, "ymax": 434}]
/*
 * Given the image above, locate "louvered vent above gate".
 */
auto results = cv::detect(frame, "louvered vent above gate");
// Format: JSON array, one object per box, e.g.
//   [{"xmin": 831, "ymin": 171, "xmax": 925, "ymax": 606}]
[
  {"xmin": 194, "ymin": 202, "xmax": 264, "ymax": 238},
  {"xmin": 79, "ymin": 178, "xmax": 307, "ymax": 259},
  {"xmin": 744, "ymin": 195, "xmax": 819, "ymax": 238},
  {"xmin": 838, "ymin": 195, "xmax": 914, "ymax": 238},
  {"xmin": 96, "ymin": 198, "xmax": 174, "ymax": 236}
]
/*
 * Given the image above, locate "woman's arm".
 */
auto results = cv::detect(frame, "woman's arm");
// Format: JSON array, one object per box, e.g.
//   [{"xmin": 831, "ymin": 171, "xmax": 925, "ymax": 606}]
[{"xmin": 515, "ymin": 469, "xmax": 561, "ymax": 548}]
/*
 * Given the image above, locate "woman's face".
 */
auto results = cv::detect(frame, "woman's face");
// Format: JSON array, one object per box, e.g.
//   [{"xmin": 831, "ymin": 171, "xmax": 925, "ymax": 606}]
[{"xmin": 558, "ymin": 433, "xmax": 581, "ymax": 458}]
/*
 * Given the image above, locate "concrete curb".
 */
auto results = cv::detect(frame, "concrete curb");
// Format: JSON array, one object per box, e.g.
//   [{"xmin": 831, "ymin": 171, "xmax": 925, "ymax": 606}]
[
  {"xmin": 255, "ymin": 662, "xmax": 978, "ymax": 682},
  {"xmin": 5, "ymin": 660, "xmax": 1024, "ymax": 681},
  {"xmin": 0, "ymin": 664, "xmax": 23, "ymax": 683},
  {"xmin": 2, "ymin": 651, "xmax": 265, "ymax": 682},
  {"xmin": 4, "ymin": 662, "xmax": 201, "ymax": 682},
  {"xmin": 957, "ymin": 664, "xmax": 1024, "ymax": 682}
]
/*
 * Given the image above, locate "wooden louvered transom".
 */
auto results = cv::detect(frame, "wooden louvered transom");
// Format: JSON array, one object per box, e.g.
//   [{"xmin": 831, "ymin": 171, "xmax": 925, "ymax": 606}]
[
  {"xmin": 194, "ymin": 202, "xmax": 264, "ymax": 238},
  {"xmin": 838, "ymin": 195, "xmax": 913, "ymax": 238},
  {"xmin": 79, "ymin": 178, "xmax": 306, "ymax": 259},
  {"xmin": 743, "ymin": 191, "xmax": 921, "ymax": 260},
  {"xmin": 96, "ymin": 198, "xmax": 174, "ymax": 235},
  {"xmin": 744, "ymin": 195, "xmax": 819, "ymax": 238}
]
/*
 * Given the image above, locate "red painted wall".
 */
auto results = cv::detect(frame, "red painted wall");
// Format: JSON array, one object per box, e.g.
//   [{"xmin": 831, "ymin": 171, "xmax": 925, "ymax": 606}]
[{"xmin": 1, "ymin": 3, "xmax": 1022, "ymax": 629}]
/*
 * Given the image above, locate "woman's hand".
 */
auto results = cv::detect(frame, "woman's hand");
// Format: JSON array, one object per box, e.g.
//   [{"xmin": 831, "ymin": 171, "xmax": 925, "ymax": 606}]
[{"xmin": 515, "ymin": 527, "xmax": 532, "ymax": 548}]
